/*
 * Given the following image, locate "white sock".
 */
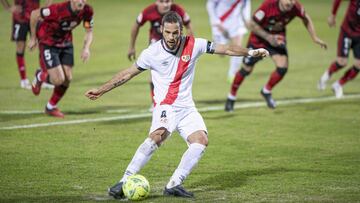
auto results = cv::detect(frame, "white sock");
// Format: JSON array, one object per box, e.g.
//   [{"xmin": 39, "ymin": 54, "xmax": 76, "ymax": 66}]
[
  {"xmin": 262, "ymin": 86, "xmax": 271, "ymax": 94},
  {"xmin": 120, "ymin": 138, "xmax": 158, "ymax": 183},
  {"xmin": 228, "ymin": 56, "xmax": 242, "ymax": 78},
  {"xmin": 227, "ymin": 93, "xmax": 236, "ymax": 101},
  {"xmin": 166, "ymin": 143, "xmax": 206, "ymax": 189},
  {"xmin": 320, "ymin": 70, "xmax": 330, "ymax": 82},
  {"xmin": 46, "ymin": 102, "xmax": 56, "ymax": 110}
]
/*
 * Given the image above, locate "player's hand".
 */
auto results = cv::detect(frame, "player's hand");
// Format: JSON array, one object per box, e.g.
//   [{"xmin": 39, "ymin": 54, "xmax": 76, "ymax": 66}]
[
  {"xmin": 85, "ymin": 88, "xmax": 104, "ymax": 100},
  {"xmin": 267, "ymin": 34, "xmax": 285, "ymax": 47},
  {"xmin": 28, "ymin": 38, "xmax": 38, "ymax": 51},
  {"xmin": 128, "ymin": 47, "xmax": 136, "ymax": 61},
  {"xmin": 327, "ymin": 15, "xmax": 336, "ymax": 28},
  {"xmin": 314, "ymin": 37, "xmax": 328, "ymax": 50},
  {"xmin": 9, "ymin": 5, "xmax": 22, "ymax": 13},
  {"xmin": 248, "ymin": 48, "xmax": 269, "ymax": 58},
  {"xmin": 81, "ymin": 48, "xmax": 90, "ymax": 62}
]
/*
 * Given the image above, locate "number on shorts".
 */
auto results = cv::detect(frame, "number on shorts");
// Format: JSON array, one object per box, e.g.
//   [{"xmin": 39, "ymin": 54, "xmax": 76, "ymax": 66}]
[
  {"xmin": 44, "ymin": 49, "xmax": 51, "ymax": 60},
  {"xmin": 14, "ymin": 24, "xmax": 20, "ymax": 39}
]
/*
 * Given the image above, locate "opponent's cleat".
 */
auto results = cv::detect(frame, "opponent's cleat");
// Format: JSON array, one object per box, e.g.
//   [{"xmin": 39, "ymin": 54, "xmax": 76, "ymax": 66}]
[
  {"xmin": 318, "ymin": 71, "xmax": 330, "ymax": 90},
  {"xmin": 32, "ymin": 69, "xmax": 43, "ymax": 96},
  {"xmin": 260, "ymin": 89, "xmax": 276, "ymax": 109},
  {"xmin": 225, "ymin": 98, "xmax": 235, "ymax": 112},
  {"xmin": 20, "ymin": 79, "xmax": 31, "ymax": 89},
  {"xmin": 45, "ymin": 107, "xmax": 64, "ymax": 118},
  {"xmin": 108, "ymin": 182, "xmax": 125, "ymax": 199},
  {"xmin": 42, "ymin": 82, "xmax": 54, "ymax": 89},
  {"xmin": 163, "ymin": 185, "xmax": 194, "ymax": 198},
  {"xmin": 332, "ymin": 81, "xmax": 344, "ymax": 98}
]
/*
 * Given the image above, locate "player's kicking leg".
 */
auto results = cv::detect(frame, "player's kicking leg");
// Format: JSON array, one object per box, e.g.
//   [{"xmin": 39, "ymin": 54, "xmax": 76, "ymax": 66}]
[{"xmin": 108, "ymin": 128, "xmax": 166, "ymax": 199}]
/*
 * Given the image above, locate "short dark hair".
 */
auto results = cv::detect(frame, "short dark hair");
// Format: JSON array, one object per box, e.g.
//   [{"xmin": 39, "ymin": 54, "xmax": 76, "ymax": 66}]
[{"xmin": 161, "ymin": 11, "xmax": 183, "ymax": 31}]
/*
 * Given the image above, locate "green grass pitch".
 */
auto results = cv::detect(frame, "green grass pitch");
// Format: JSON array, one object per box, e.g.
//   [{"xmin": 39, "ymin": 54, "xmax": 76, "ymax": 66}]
[{"xmin": 0, "ymin": 0, "xmax": 359, "ymax": 202}]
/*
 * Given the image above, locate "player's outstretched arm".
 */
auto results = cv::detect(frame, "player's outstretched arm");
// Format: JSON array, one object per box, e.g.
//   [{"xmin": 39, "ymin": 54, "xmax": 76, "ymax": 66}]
[
  {"xmin": 213, "ymin": 44, "xmax": 269, "ymax": 58},
  {"xmin": 85, "ymin": 64, "xmax": 142, "ymax": 100},
  {"xmin": 28, "ymin": 9, "xmax": 41, "ymax": 50},
  {"xmin": 302, "ymin": 13, "xmax": 327, "ymax": 50},
  {"xmin": 328, "ymin": 0, "xmax": 342, "ymax": 27},
  {"xmin": 128, "ymin": 23, "xmax": 141, "ymax": 61}
]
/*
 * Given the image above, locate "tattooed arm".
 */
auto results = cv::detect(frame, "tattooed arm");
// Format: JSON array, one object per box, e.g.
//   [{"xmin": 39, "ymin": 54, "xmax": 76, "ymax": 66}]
[{"xmin": 85, "ymin": 64, "xmax": 143, "ymax": 100}]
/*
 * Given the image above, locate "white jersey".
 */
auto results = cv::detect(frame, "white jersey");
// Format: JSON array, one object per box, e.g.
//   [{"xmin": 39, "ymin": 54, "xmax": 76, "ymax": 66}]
[
  {"xmin": 136, "ymin": 36, "xmax": 213, "ymax": 108},
  {"xmin": 207, "ymin": 0, "xmax": 251, "ymax": 40}
]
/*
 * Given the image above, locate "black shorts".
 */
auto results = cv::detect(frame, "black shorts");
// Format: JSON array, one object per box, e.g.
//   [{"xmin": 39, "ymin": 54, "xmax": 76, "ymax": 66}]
[
  {"xmin": 11, "ymin": 21, "xmax": 30, "ymax": 41},
  {"xmin": 243, "ymin": 43, "xmax": 288, "ymax": 66},
  {"xmin": 337, "ymin": 29, "xmax": 360, "ymax": 59},
  {"xmin": 39, "ymin": 44, "xmax": 74, "ymax": 70}
]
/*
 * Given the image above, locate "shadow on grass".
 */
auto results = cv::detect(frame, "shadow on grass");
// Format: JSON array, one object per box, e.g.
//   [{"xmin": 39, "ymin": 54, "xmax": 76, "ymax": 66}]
[{"xmin": 191, "ymin": 167, "xmax": 336, "ymax": 191}]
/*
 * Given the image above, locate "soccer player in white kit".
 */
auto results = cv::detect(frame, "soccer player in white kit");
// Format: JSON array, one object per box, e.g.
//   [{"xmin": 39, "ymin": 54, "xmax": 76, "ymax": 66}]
[
  {"xmin": 206, "ymin": 0, "xmax": 251, "ymax": 82},
  {"xmin": 85, "ymin": 12, "xmax": 268, "ymax": 199}
]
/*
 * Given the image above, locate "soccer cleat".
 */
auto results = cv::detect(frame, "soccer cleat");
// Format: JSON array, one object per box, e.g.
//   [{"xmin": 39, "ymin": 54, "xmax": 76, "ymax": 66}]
[
  {"xmin": 20, "ymin": 79, "xmax": 31, "ymax": 89},
  {"xmin": 108, "ymin": 182, "xmax": 125, "ymax": 199},
  {"xmin": 318, "ymin": 71, "xmax": 330, "ymax": 90},
  {"xmin": 225, "ymin": 98, "xmax": 235, "ymax": 112},
  {"xmin": 42, "ymin": 82, "xmax": 54, "ymax": 89},
  {"xmin": 32, "ymin": 69, "xmax": 43, "ymax": 96},
  {"xmin": 260, "ymin": 89, "xmax": 276, "ymax": 109},
  {"xmin": 163, "ymin": 185, "xmax": 194, "ymax": 198},
  {"xmin": 332, "ymin": 81, "xmax": 344, "ymax": 98},
  {"xmin": 45, "ymin": 107, "xmax": 64, "ymax": 118}
]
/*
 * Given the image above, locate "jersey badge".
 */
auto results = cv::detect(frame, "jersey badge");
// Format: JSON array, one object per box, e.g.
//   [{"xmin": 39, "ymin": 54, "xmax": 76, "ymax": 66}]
[{"xmin": 181, "ymin": 55, "xmax": 190, "ymax": 62}]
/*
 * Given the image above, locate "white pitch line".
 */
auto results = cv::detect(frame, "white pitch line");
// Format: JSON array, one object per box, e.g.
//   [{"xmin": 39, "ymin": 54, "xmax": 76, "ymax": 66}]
[{"xmin": 1, "ymin": 94, "xmax": 360, "ymax": 130}]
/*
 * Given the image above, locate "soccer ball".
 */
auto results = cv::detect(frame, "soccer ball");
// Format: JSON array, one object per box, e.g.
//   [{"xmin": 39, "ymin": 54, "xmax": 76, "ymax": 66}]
[{"xmin": 122, "ymin": 174, "xmax": 150, "ymax": 201}]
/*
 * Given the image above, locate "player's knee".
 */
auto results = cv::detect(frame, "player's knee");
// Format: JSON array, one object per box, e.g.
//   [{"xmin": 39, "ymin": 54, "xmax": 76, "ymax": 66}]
[
  {"xmin": 337, "ymin": 58, "xmax": 348, "ymax": 67},
  {"xmin": 51, "ymin": 76, "xmax": 66, "ymax": 86},
  {"xmin": 188, "ymin": 131, "xmax": 208, "ymax": 146},
  {"xmin": 149, "ymin": 128, "xmax": 169, "ymax": 146},
  {"xmin": 242, "ymin": 66, "xmax": 253, "ymax": 75},
  {"xmin": 276, "ymin": 67, "xmax": 288, "ymax": 76},
  {"xmin": 240, "ymin": 68, "xmax": 251, "ymax": 77}
]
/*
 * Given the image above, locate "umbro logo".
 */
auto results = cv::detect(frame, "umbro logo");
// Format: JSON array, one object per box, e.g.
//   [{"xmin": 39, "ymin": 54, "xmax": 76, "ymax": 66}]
[{"xmin": 181, "ymin": 55, "xmax": 190, "ymax": 62}]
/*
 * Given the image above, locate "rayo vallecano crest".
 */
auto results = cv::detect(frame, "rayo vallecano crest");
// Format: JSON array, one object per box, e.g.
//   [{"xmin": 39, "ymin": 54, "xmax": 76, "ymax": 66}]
[{"xmin": 181, "ymin": 55, "xmax": 190, "ymax": 62}]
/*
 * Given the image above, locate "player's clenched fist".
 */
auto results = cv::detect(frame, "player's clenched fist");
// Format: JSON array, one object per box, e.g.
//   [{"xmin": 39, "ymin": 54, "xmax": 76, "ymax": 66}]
[
  {"xmin": 85, "ymin": 88, "xmax": 104, "ymax": 100},
  {"xmin": 248, "ymin": 48, "xmax": 269, "ymax": 57}
]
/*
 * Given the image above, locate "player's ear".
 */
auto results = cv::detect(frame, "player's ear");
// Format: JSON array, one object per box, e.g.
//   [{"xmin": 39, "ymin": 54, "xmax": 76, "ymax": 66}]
[{"xmin": 160, "ymin": 25, "xmax": 163, "ymax": 33}]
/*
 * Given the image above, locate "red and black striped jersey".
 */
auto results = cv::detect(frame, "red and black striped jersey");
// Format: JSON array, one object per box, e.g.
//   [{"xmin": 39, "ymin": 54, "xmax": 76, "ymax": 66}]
[{"xmin": 37, "ymin": 1, "xmax": 93, "ymax": 47}]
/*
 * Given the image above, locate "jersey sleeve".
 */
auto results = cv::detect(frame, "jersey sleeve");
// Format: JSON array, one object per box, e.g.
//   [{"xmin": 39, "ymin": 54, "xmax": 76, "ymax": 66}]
[
  {"xmin": 252, "ymin": 1, "xmax": 268, "ymax": 24},
  {"xmin": 40, "ymin": 4, "xmax": 58, "ymax": 21},
  {"xmin": 135, "ymin": 48, "xmax": 152, "ymax": 71},
  {"xmin": 174, "ymin": 4, "xmax": 191, "ymax": 25},
  {"xmin": 83, "ymin": 5, "xmax": 94, "ymax": 29},
  {"xmin": 331, "ymin": 0, "xmax": 342, "ymax": 15},
  {"xmin": 194, "ymin": 38, "xmax": 215, "ymax": 55},
  {"xmin": 294, "ymin": 1, "xmax": 306, "ymax": 20},
  {"xmin": 136, "ymin": 5, "xmax": 153, "ymax": 26}
]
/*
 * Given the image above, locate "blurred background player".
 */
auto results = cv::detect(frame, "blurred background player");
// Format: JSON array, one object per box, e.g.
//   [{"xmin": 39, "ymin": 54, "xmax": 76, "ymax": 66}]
[
  {"xmin": 1, "ymin": 0, "xmax": 52, "ymax": 89},
  {"xmin": 85, "ymin": 12, "xmax": 268, "ymax": 199},
  {"xmin": 127, "ymin": 0, "xmax": 193, "ymax": 110},
  {"xmin": 206, "ymin": 0, "xmax": 251, "ymax": 82},
  {"xmin": 318, "ymin": 0, "xmax": 360, "ymax": 98},
  {"xmin": 225, "ymin": 0, "xmax": 327, "ymax": 111},
  {"xmin": 28, "ymin": 0, "xmax": 94, "ymax": 118}
]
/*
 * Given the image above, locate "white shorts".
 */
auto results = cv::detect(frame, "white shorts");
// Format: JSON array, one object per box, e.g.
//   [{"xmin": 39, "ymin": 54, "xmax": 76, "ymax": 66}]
[
  {"xmin": 149, "ymin": 105, "xmax": 208, "ymax": 142},
  {"xmin": 211, "ymin": 25, "xmax": 248, "ymax": 45}
]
